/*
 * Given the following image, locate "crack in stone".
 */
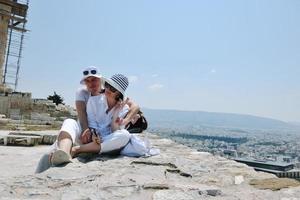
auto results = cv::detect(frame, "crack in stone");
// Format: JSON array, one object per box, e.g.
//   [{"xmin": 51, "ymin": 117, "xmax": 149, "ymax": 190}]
[
  {"xmin": 131, "ymin": 161, "xmax": 177, "ymax": 169},
  {"xmin": 165, "ymin": 168, "xmax": 192, "ymax": 178}
]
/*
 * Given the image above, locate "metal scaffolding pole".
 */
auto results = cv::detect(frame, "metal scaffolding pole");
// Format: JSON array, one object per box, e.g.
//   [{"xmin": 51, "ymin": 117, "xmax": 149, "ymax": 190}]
[{"xmin": 0, "ymin": 0, "xmax": 29, "ymax": 91}]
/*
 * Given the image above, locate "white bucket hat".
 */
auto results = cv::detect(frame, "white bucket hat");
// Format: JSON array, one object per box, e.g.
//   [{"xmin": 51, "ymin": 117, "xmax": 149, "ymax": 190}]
[
  {"xmin": 80, "ymin": 66, "xmax": 102, "ymax": 84},
  {"xmin": 103, "ymin": 74, "xmax": 129, "ymax": 97}
]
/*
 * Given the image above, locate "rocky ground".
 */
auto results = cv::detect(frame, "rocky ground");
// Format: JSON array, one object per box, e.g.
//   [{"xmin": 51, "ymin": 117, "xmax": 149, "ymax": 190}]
[{"xmin": 0, "ymin": 130, "xmax": 300, "ymax": 200}]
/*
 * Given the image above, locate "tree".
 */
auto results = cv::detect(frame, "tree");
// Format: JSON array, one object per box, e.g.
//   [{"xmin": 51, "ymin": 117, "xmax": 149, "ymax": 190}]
[{"xmin": 47, "ymin": 91, "xmax": 64, "ymax": 105}]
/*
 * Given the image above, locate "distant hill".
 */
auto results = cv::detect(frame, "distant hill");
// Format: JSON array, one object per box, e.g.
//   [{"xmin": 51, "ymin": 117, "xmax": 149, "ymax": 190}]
[
  {"xmin": 142, "ymin": 108, "xmax": 297, "ymax": 131},
  {"xmin": 288, "ymin": 121, "xmax": 300, "ymax": 127}
]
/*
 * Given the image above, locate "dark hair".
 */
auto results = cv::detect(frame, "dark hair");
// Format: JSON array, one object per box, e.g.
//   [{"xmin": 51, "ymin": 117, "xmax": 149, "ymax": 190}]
[
  {"xmin": 115, "ymin": 92, "xmax": 123, "ymax": 101},
  {"xmin": 100, "ymin": 89, "xmax": 105, "ymax": 94},
  {"xmin": 102, "ymin": 88, "xmax": 123, "ymax": 101}
]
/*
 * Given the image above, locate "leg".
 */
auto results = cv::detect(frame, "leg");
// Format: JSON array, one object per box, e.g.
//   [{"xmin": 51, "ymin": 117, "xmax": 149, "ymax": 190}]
[
  {"xmin": 51, "ymin": 119, "xmax": 82, "ymax": 166},
  {"xmin": 50, "ymin": 131, "xmax": 73, "ymax": 166},
  {"xmin": 36, "ymin": 119, "xmax": 82, "ymax": 171},
  {"xmin": 100, "ymin": 129, "xmax": 131, "ymax": 154},
  {"xmin": 71, "ymin": 142, "xmax": 101, "ymax": 157},
  {"xmin": 57, "ymin": 131, "xmax": 73, "ymax": 155}
]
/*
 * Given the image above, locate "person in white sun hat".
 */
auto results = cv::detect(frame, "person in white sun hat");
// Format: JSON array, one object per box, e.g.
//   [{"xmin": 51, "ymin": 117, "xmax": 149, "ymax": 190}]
[{"xmin": 35, "ymin": 67, "xmax": 140, "ymax": 173}]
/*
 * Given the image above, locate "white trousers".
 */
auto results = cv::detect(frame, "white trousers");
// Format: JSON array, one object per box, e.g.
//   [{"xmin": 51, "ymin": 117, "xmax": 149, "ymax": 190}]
[{"xmin": 54, "ymin": 118, "xmax": 131, "ymax": 153}]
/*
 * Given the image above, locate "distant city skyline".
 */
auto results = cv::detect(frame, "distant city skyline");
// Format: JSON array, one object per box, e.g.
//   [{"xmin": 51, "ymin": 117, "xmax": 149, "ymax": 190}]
[{"xmin": 18, "ymin": 0, "xmax": 300, "ymax": 122}]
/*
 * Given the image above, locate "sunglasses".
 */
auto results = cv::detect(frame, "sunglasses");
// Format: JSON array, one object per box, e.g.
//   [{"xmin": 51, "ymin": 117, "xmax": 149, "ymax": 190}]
[
  {"xmin": 83, "ymin": 69, "xmax": 97, "ymax": 76},
  {"xmin": 104, "ymin": 82, "xmax": 117, "ymax": 93}
]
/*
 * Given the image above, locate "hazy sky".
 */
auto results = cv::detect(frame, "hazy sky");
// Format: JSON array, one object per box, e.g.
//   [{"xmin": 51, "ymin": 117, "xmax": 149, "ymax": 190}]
[{"xmin": 18, "ymin": 0, "xmax": 300, "ymax": 122}]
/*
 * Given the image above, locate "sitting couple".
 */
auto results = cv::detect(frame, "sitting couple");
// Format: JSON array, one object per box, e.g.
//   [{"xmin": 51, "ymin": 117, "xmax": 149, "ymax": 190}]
[{"xmin": 36, "ymin": 66, "xmax": 142, "ymax": 173}]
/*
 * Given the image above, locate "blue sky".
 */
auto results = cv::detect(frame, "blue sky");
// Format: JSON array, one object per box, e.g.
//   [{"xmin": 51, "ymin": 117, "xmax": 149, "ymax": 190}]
[{"xmin": 18, "ymin": 0, "xmax": 300, "ymax": 122}]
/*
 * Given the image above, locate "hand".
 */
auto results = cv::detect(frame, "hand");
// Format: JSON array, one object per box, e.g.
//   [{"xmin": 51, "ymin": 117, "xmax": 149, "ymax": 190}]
[
  {"xmin": 122, "ymin": 113, "xmax": 140, "ymax": 128},
  {"xmin": 115, "ymin": 97, "xmax": 129, "ymax": 111},
  {"xmin": 121, "ymin": 118, "xmax": 130, "ymax": 127},
  {"xmin": 112, "ymin": 98, "xmax": 129, "ymax": 121},
  {"xmin": 80, "ymin": 128, "xmax": 92, "ymax": 144},
  {"xmin": 114, "ymin": 117, "xmax": 122, "ymax": 125},
  {"xmin": 131, "ymin": 113, "xmax": 141, "ymax": 124},
  {"xmin": 71, "ymin": 146, "xmax": 80, "ymax": 158},
  {"xmin": 92, "ymin": 133, "xmax": 101, "ymax": 145}
]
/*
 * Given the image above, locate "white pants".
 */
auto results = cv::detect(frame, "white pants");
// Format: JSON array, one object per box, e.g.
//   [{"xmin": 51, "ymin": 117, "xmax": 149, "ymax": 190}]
[{"xmin": 55, "ymin": 119, "xmax": 131, "ymax": 153}]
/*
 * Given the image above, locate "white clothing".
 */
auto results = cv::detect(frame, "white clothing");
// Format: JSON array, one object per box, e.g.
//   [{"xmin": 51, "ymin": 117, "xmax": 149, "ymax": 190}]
[
  {"xmin": 86, "ymin": 94, "xmax": 129, "ymax": 137},
  {"xmin": 101, "ymin": 129, "xmax": 130, "ymax": 153},
  {"xmin": 120, "ymin": 134, "xmax": 160, "ymax": 157},
  {"xmin": 75, "ymin": 82, "xmax": 104, "ymax": 104},
  {"xmin": 59, "ymin": 118, "xmax": 82, "ymax": 145},
  {"xmin": 75, "ymin": 86, "xmax": 90, "ymax": 104},
  {"xmin": 55, "ymin": 118, "xmax": 130, "ymax": 153}
]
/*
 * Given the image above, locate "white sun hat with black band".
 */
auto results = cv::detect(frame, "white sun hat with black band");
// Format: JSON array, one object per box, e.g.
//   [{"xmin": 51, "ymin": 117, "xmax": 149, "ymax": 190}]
[
  {"xmin": 80, "ymin": 66, "xmax": 102, "ymax": 84},
  {"xmin": 103, "ymin": 74, "xmax": 129, "ymax": 97}
]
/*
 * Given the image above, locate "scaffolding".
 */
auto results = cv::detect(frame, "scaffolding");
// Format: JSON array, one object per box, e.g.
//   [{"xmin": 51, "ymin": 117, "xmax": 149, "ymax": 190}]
[{"xmin": 0, "ymin": 0, "xmax": 28, "ymax": 91}]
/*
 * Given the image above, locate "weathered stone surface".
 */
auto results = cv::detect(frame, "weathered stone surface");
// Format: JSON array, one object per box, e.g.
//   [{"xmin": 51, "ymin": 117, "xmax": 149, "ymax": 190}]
[
  {"xmin": 249, "ymin": 178, "xmax": 300, "ymax": 191},
  {"xmin": 0, "ymin": 118, "xmax": 9, "ymax": 125},
  {"xmin": 0, "ymin": 114, "xmax": 6, "ymax": 118},
  {"xmin": 3, "ymin": 135, "xmax": 42, "ymax": 146},
  {"xmin": 206, "ymin": 189, "xmax": 222, "ymax": 196},
  {"xmin": 143, "ymin": 183, "xmax": 170, "ymax": 190},
  {"xmin": 153, "ymin": 189, "xmax": 200, "ymax": 200},
  {"xmin": 8, "ymin": 131, "xmax": 57, "ymax": 145},
  {"xmin": 41, "ymin": 134, "xmax": 57, "ymax": 144},
  {"xmin": 234, "ymin": 175, "xmax": 245, "ymax": 185},
  {"xmin": 0, "ymin": 131, "xmax": 300, "ymax": 200}
]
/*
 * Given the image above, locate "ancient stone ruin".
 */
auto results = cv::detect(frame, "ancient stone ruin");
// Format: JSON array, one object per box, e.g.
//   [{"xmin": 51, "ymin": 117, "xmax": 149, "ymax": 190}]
[
  {"xmin": 0, "ymin": 1, "xmax": 76, "ymax": 130},
  {"xmin": 0, "ymin": 91, "xmax": 77, "ymax": 130}
]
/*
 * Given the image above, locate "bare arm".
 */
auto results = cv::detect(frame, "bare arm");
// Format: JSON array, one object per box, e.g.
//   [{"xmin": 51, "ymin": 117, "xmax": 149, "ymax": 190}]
[
  {"xmin": 122, "ymin": 98, "xmax": 140, "ymax": 126},
  {"xmin": 110, "ymin": 98, "xmax": 140, "ymax": 132},
  {"xmin": 76, "ymin": 100, "xmax": 91, "ymax": 144},
  {"xmin": 76, "ymin": 101, "xmax": 88, "ymax": 131},
  {"xmin": 110, "ymin": 100, "xmax": 126, "ymax": 132},
  {"xmin": 111, "ymin": 115, "xmax": 121, "ymax": 132}
]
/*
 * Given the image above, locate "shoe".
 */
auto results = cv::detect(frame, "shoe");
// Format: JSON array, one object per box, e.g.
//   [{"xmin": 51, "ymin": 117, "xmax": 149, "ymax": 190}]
[{"xmin": 50, "ymin": 149, "xmax": 72, "ymax": 166}]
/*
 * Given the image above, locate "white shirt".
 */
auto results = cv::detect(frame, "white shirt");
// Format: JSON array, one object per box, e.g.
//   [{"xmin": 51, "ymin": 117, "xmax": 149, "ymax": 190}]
[
  {"xmin": 75, "ymin": 87, "xmax": 90, "ymax": 104},
  {"xmin": 86, "ymin": 94, "xmax": 129, "ymax": 137}
]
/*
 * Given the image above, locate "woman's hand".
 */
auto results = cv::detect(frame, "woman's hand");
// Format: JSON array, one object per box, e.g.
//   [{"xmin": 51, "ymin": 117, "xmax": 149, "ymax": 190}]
[
  {"xmin": 92, "ymin": 133, "xmax": 101, "ymax": 144},
  {"xmin": 80, "ymin": 128, "xmax": 92, "ymax": 144},
  {"xmin": 114, "ymin": 98, "xmax": 128, "ymax": 112}
]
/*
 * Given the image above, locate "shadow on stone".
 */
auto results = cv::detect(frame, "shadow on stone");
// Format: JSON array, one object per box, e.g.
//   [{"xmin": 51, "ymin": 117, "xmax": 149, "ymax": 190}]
[
  {"xmin": 76, "ymin": 150, "xmax": 123, "ymax": 164},
  {"xmin": 35, "ymin": 153, "xmax": 71, "ymax": 174}
]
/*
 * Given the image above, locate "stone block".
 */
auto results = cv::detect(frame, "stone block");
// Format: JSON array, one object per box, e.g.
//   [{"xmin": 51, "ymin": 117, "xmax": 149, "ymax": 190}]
[
  {"xmin": 249, "ymin": 178, "xmax": 300, "ymax": 191},
  {"xmin": 0, "ymin": 114, "xmax": 6, "ymax": 118},
  {"xmin": 199, "ymin": 189, "xmax": 222, "ymax": 196},
  {"xmin": 9, "ymin": 132, "xmax": 57, "ymax": 145},
  {"xmin": 3, "ymin": 135, "xmax": 42, "ymax": 146},
  {"xmin": 42, "ymin": 134, "xmax": 57, "ymax": 145},
  {"xmin": 234, "ymin": 175, "xmax": 244, "ymax": 185},
  {"xmin": 0, "ymin": 118, "xmax": 9, "ymax": 125}
]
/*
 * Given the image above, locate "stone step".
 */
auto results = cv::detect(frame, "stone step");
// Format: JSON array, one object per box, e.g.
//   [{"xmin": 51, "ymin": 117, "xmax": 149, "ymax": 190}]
[
  {"xmin": 2, "ymin": 135, "xmax": 43, "ymax": 146},
  {"xmin": 41, "ymin": 134, "xmax": 57, "ymax": 145},
  {"xmin": 9, "ymin": 132, "xmax": 57, "ymax": 145}
]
